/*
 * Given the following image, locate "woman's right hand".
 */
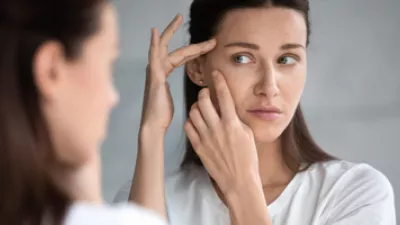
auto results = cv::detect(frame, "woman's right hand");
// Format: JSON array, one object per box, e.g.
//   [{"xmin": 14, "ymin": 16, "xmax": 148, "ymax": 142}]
[{"xmin": 140, "ymin": 14, "xmax": 216, "ymax": 134}]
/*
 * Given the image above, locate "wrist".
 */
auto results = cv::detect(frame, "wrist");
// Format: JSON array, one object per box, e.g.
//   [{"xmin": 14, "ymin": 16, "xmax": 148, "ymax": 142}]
[
  {"xmin": 225, "ymin": 170, "xmax": 263, "ymax": 204},
  {"xmin": 138, "ymin": 126, "xmax": 165, "ymax": 154},
  {"xmin": 139, "ymin": 125, "xmax": 166, "ymax": 141},
  {"xmin": 225, "ymin": 173, "xmax": 271, "ymax": 225},
  {"xmin": 223, "ymin": 169, "xmax": 262, "ymax": 199}
]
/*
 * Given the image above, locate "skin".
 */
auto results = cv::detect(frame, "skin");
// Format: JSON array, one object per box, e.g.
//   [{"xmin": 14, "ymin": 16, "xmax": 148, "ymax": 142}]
[
  {"xmin": 186, "ymin": 6, "xmax": 308, "ymax": 204},
  {"xmin": 131, "ymin": 15, "xmax": 216, "ymax": 217},
  {"xmin": 133, "ymin": 6, "xmax": 308, "ymax": 225},
  {"xmin": 34, "ymin": 3, "xmax": 120, "ymax": 204}
]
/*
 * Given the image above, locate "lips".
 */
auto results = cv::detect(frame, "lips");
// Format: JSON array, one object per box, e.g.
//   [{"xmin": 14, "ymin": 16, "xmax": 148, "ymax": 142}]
[{"xmin": 247, "ymin": 106, "xmax": 282, "ymax": 120}]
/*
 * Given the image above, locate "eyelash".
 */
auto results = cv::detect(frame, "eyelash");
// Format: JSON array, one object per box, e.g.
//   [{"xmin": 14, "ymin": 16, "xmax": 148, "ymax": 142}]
[
  {"xmin": 231, "ymin": 53, "xmax": 301, "ymax": 65},
  {"xmin": 231, "ymin": 53, "xmax": 254, "ymax": 64},
  {"xmin": 278, "ymin": 54, "xmax": 301, "ymax": 64}
]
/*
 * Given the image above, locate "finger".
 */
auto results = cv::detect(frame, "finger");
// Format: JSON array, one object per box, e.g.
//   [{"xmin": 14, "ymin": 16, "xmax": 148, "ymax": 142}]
[
  {"xmin": 160, "ymin": 14, "xmax": 183, "ymax": 48},
  {"xmin": 148, "ymin": 28, "xmax": 162, "ymax": 72},
  {"xmin": 212, "ymin": 70, "xmax": 238, "ymax": 121},
  {"xmin": 168, "ymin": 39, "xmax": 216, "ymax": 68},
  {"xmin": 197, "ymin": 88, "xmax": 219, "ymax": 127},
  {"xmin": 189, "ymin": 103, "xmax": 208, "ymax": 137},
  {"xmin": 184, "ymin": 119, "xmax": 201, "ymax": 149}
]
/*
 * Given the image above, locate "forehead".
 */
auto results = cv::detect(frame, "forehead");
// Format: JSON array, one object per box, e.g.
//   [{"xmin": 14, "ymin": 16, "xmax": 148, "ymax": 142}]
[
  {"xmin": 216, "ymin": 7, "xmax": 307, "ymax": 47},
  {"xmin": 83, "ymin": 4, "xmax": 119, "ymax": 54}
]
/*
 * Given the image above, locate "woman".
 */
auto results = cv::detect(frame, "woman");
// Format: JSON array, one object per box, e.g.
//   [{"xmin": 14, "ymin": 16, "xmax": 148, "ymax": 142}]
[
  {"xmin": 115, "ymin": 0, "xmax": 396, "ymax": 225},
  {"xmin": 0, "ymin": 0, "xmax": 213, "ymax": 224}
]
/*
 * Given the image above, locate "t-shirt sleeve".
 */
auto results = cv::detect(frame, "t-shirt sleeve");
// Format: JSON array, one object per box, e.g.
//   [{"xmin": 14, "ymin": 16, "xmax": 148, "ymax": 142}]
[
  {"xmin": 64, "ymin": 202, "xmax": 168, "ymax": 225},
  {"xmin": 113, "ymin": 180, "xmax": 132, "ymax": 203},
  {"xmin": 326, "ymin": 164, "xmax": 396, "ymax": 225}
]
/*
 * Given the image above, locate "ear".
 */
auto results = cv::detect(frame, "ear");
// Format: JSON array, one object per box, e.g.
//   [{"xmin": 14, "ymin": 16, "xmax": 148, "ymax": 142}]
[
  {"xmin": 186, "ymin": 57, "xmax": 206, "ymax": 87},
  {"xmin": 32, "ymin": 41, "xmax": 66, "ymax": 101}
]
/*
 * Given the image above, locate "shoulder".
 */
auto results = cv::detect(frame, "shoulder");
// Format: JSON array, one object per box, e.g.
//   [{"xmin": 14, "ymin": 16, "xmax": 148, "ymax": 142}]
[
  {"xmin": 64, "ymin": 202, "xmax": 167, "ymax": 225},
  {"xmin": 309, "ymin": 160, "xmax": 393, "ymax": 194},
  {"xmin": 309, "ymin": 160, "xmax": 395, "ymax": 224}
]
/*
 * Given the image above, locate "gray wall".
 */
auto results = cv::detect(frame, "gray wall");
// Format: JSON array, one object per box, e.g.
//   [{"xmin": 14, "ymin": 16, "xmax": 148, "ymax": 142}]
[{"xmin": 101, "ymin": 0, "xmax": 400, "ymax": 219}]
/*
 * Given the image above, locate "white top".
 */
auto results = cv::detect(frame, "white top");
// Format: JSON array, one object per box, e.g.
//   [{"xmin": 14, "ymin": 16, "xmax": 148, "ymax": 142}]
[
  {"xmin": 64, "ymin": 202, "xmax": 167, "ymax": 225},
  {"xmin": 114, "ymin": 160, "xmax": 396, "ymax": 225}
]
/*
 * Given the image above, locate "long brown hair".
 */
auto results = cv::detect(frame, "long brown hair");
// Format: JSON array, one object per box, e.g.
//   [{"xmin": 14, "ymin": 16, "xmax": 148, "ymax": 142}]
[
  {"xmin": 0, "ymin": 0, "xmax": 106, "ymax": 224},
  {"xmin": 181, "ymin": 0, "xmax": 336, "ymax": 172}
]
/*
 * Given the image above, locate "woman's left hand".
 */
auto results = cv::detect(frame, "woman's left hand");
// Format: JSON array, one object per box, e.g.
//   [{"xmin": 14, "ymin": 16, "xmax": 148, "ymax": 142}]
[{"xmin": 184, "ymin": 70, "xmax": 261, "ymax": 197}]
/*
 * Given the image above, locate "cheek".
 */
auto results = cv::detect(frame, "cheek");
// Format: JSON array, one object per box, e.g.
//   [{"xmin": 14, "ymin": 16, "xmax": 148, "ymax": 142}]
[
  {"xmin": 279, "ymin": 69, "xmax": 306, "ymax": 105},
  {"xmin": 76, "ymin": 64, "xmax": 118, "ymax": 110},
  {"xmin": 275, "ymin": 72, "xmax": 305, "ymax": 137},
  {"xmin": 64, "ymin": 64, "xmax": 117, "ymax": 146}
]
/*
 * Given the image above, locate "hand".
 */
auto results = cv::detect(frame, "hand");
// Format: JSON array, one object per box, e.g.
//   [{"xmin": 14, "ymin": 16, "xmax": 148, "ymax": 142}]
[
  {"xmin": 140, "ymin": 14, "xmax": 216, "ymax": 134},
  {"xmin": 184, "ymin": 71, "xmax": 261, "ymax": 196}
]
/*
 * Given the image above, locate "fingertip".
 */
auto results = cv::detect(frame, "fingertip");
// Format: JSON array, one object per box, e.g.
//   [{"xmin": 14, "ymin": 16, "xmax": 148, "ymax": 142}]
[
  {"xmin": 176, "ymin": 13, "xmax": 183, "ymax": 21},
  {"xmin": 154, "ymin": 28, "xmax": 160, "ymax": 36},
  {"xmin": 198, "ymin": 87, "xmax": 210, "ymax": 99},
  {"xmin": 190, "ymin": 102, "xmax": 198, "ymax": 110},
  {"xmin": 151, "ymin": 28, "xmax": 160, "ymax": 38},
  {"xmin": 203, "ymin": 39, "xmax": 217, "ymax": 50},
  {"xmin": 183, "ymin": 119, "xmax": 191, "ymax": 128},
  {"xmin": 173, "ymin": 14, "xmax": 184, "ymax": 27}
]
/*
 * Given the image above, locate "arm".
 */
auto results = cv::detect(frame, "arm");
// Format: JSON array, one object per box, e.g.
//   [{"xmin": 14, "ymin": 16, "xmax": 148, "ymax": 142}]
[
  {"xmin": 129, "ymin": 127, "xmax": 167, "ymax": 218},
  {"xmin": 126, "ymin": 14, "xmax": 216, "ymax": 219}
]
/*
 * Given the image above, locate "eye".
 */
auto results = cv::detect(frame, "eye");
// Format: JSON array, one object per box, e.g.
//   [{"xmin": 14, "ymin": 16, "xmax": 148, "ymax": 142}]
[
  {"xmin": 232, "ymin": 54, "xmax": 253, "ymax": 64},
  {"xmin": 277, "ymin": 55, "xmax": 297, "ymax": 65}
]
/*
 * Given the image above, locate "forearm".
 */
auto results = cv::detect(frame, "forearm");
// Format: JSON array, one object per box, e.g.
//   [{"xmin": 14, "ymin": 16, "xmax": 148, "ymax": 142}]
[
  {"xmin": 129, "ymin": 126, "xmax": 167, "ymax": 218},
  {"xmin": 226, "ymin": 175, "xmax": 273, "ymax": 225}
]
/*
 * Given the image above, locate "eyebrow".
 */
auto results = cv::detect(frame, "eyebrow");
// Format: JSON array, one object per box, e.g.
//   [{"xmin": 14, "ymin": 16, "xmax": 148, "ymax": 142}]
[{"xmin": 224, "ymin": 42, "xmax": 305, "ymax": 50}]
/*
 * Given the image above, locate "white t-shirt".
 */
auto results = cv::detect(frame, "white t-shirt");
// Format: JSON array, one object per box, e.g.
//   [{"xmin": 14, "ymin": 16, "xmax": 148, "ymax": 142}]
[
  {"xmin": 64, "ymin": 202, "xmax": 167, "ymax": 225},
  {"xmin": 114, "ymin": 160, "xmax": 396, "ymax": 225}
]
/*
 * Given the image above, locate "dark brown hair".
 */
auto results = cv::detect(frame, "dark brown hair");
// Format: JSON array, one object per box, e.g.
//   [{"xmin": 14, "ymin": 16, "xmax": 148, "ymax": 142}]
[
  {"xmin": 181, "ymin": 0, "xmax": 336, "ymax": 172},
  {"xmin": 0, "ymin": 0, "xmax": 106, "ymax": 224}
]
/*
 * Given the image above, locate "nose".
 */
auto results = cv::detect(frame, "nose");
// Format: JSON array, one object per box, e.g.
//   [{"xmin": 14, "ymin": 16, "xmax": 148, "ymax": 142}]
[
  {"xmin": 254, "ymin": 65, "xmax": 279, "ymax": 98},
  {"xmin": 110, "ymin": 85, "xmax": 120, "ymax": 108}
]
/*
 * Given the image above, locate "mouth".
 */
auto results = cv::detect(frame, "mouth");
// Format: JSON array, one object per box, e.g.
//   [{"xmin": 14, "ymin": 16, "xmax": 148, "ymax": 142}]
[{"xmin": 246, "ymin": 106, "xmax": 282, "ymax": 121}]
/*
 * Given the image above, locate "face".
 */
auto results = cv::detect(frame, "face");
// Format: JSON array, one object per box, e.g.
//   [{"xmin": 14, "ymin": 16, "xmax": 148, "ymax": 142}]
[
  {"xmin": 36, "ymin": 4, "xmax": 120, "ymax": 166},
  {"xmin": 190, "ymin": 7, "xmax": 307, "ymax": 144}
]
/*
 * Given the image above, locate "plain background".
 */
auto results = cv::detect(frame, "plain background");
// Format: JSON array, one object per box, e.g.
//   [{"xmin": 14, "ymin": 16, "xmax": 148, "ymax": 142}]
[{"xmin": 101, "ymin": 0, "xmax": 400, "ymax": 219}]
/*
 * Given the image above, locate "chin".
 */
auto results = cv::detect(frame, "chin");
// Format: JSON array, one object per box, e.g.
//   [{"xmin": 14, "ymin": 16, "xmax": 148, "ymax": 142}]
[
  {"xmin": 246, "ymin": 122, "xmax": 285, "ymax": 144},
  {"xmin": 252, "ymin": 130, "xmax": 282, "ymax": 143}
]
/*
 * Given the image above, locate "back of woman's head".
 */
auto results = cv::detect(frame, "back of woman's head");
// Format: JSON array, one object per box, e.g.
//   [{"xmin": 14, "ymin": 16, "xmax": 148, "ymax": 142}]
[
  {"xmin": 0, "ymin": 0, "xmax": 108, "ymax": 224},
  {"xmin": 182, "ymin": 0, "xmax": 335, "ymax": 170}
]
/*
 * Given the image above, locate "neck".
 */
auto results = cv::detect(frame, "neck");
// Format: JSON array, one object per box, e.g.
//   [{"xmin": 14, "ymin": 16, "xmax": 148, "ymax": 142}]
[
  {"xmin": 51, "ymin": 154, "xmax": 103, "ymax": 205},
  {"xmin": 256, "ymin": 139, "xmax": 294, "ymax": 187}
]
